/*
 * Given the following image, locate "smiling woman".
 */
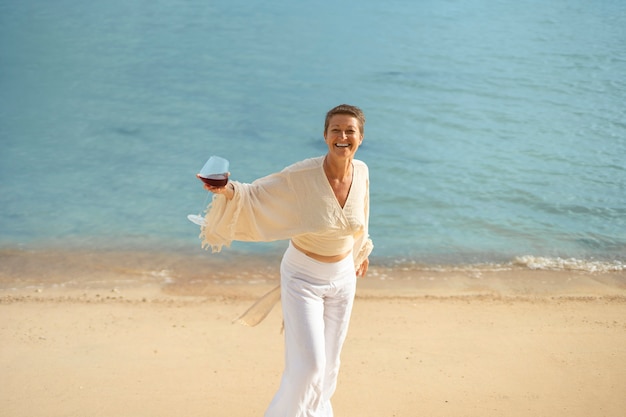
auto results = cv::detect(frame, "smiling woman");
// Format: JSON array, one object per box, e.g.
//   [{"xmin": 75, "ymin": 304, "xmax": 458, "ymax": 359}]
[
  {"xmin": 195, "ymin": 104, "xmax": 373, "ymax": 416},
  {"xmin": 322, "ymin": 112, "xmax": 364, "ymax": 210}
]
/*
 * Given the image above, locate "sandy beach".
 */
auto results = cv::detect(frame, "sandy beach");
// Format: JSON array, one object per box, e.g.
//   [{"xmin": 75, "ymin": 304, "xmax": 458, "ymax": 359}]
[{"xmin": 1, "ymin": 249, "xmax": 626, "ymax": 417}]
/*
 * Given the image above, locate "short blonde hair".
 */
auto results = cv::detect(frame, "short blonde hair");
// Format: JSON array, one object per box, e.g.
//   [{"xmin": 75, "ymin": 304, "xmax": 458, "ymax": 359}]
[{"xmin": 324, "ymin": 104, "xmax": 365, "ymax": 135}]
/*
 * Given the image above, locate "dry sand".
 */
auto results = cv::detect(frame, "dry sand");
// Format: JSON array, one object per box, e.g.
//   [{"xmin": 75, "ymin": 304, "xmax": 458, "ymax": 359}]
[{"xmin": 1, "ymin": 249, "xmax": 625, "ymax": 417}]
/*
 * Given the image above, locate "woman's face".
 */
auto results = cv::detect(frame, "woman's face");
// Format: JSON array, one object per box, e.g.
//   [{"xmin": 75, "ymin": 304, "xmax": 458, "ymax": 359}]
[{"xmin": 323, "ymin": 114, "xmax": 364, "ymax": 159}]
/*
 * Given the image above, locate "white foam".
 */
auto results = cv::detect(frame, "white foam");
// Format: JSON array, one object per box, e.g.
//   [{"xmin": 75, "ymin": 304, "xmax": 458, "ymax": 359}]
[{"xmin": 513, "ymin": 256, "xmax": 625, "ymax": 273}]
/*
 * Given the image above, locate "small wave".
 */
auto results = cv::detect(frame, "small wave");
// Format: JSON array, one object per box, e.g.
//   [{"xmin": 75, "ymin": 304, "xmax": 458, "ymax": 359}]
[
  {"xmin": 377, "ymin": 255, "xmax": 626, "ymax": 274},
  {"xmin": 513, "ymin": 256, "xmax": 624, "ymax": 273}
]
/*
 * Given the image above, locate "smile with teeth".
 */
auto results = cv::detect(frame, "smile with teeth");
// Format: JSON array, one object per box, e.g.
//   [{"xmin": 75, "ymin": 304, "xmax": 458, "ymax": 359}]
[{"xmin": 335, "ymin": 143, "xmax": 350, "ymax": 147}]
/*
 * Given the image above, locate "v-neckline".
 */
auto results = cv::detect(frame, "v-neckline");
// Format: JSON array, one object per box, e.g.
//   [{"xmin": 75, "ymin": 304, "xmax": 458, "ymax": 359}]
[{"xmin": 321, "ymin": 159, "xmax": 354, "ymax": 210}]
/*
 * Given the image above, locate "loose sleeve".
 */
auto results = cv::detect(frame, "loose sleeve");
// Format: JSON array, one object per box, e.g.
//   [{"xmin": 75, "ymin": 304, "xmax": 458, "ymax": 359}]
[
  {"xmin": 352, "ymin": 176, "xmax": 373, "ymax": 268},
  {"xmin": 200, "ymin": 171, "xmax": 302, "ymax": 252}
]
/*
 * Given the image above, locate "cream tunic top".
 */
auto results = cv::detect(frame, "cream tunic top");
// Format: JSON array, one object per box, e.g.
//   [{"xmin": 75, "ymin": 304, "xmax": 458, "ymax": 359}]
[{"xmin": 200, "ymin": 156, "xmax": 373, "ymax": 269}]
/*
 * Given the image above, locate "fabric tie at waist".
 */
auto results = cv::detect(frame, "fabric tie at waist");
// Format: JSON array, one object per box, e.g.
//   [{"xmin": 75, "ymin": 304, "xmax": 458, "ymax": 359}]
[{"xmin": 233, "ymin": 284, "xmax": 281, "ymax": 326}]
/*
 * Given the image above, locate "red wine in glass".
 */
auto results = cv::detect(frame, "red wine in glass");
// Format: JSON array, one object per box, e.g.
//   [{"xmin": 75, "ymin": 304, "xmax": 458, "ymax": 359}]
[{"xmin": 198, "ymin": 173, "xmax": 229, "ymax": 187}]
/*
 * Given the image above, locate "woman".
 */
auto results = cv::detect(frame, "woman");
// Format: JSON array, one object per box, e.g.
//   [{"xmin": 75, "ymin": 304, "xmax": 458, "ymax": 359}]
[{"xmin": 198, "ymin": 104, "xmax": 373, "ymax": 417}]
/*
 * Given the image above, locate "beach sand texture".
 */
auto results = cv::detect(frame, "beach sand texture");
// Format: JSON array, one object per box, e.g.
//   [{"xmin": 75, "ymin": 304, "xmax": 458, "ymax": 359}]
[{"xmin": 1, "ymin": 249, "xmax": 625, "ymax": 417}]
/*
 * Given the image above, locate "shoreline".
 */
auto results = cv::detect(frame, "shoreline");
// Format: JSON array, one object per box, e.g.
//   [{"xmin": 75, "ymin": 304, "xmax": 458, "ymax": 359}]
[{"xmin": 1, "ymin": 247, "xmax": 625, "ymax": 305}]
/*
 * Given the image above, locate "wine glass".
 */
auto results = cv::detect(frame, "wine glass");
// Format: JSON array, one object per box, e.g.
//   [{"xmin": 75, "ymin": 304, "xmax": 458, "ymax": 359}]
[
  {"xmin": 187, "ymin": 191, "xmax": 211, "ymax": 226},
  {"xmin": 197, "ymin": 155, "xmax": 229, "ymax": 187},
  {"xmin": 187, "ymin": 156, "xmax": 230, "ymax": 226}
]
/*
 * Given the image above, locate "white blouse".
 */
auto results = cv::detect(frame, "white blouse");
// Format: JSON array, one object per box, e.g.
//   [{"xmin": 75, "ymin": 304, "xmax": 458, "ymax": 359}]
[{"xmin": 200, "ymin": 156, "xmax": 373, "ymax": 269}]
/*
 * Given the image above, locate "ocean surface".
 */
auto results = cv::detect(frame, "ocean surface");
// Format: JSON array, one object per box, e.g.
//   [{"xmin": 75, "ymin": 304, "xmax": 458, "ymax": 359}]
[{"xmin": 1, "ymin": 0, "xmax": 625, "ymax": 273}]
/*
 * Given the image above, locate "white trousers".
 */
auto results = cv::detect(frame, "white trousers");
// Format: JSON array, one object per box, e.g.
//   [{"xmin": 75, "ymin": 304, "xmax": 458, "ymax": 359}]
[{"xmin": 264, "ymin": 242, "xmax": 357, "ymax": 417}]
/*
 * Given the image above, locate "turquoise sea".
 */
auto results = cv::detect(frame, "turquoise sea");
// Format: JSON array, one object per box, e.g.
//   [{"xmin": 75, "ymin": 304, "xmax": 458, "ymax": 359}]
[{"xmin": 1, "ymin": 0, "xmax": 625, "ymax": 274}]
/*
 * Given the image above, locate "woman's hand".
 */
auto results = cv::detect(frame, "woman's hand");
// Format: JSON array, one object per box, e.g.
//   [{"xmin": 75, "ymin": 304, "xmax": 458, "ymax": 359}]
[
  {"xmin": 356, "ymin": 258, "xmax": 369, "ymax": 277},
  {"xmin": 197, "ymin": 174, "xmax": 235, "ymax": 200}
]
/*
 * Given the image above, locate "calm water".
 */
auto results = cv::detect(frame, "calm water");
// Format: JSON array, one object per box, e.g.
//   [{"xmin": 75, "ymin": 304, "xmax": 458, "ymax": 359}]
[{"xmin": 1, "ymin": 0, "xmax": 625, "ymax": 271}]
